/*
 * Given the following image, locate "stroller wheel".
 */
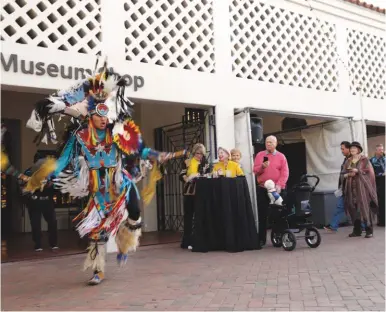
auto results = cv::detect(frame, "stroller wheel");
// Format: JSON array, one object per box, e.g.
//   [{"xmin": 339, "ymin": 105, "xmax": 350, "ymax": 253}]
[
  {"xmin": 281, "ymin": 230, "xmax": 296, "ymax": 251},
  {"xmin": 270, "ymin": 230, "xmax": 282, "ymax": 247},
  {"xmin": 305, "ymin": 227, "xmax": 321, "ymax": 248}
]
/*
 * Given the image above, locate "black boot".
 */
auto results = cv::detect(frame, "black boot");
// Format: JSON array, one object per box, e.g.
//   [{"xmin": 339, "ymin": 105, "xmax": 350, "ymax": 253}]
[
  {"xmin": 365, "ymin": 225, "xmax": 373, "ymax": 238},
  {"xmin": 349, "ymin": 220, "xmax": 362, "ymax": 237}
]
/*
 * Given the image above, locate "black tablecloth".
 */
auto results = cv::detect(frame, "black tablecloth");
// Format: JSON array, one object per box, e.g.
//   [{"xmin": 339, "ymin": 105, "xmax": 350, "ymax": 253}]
[{"xmin": 192, "ymin": 176, "xmax": 261, "ymax": 252}]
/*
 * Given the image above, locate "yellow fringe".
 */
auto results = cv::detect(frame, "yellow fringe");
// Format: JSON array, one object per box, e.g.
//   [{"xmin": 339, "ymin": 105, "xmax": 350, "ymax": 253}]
[
  {"xmin": 1, "ymin": 150, "xmax": 9, "ymax": 171},
  {"xmin": 24, "ymin": 157, "xmax": 56, "ymax": 193},
  {"xmin": 141, "ymin": 164, "xmax": 162, "ymax": 206}
]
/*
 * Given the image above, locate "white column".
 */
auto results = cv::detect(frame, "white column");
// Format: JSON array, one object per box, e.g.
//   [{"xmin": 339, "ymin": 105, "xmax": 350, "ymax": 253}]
[
  {"xmin": 102, "ymin": 0, "xmax": 136, "ymax": 253},
  {"xmin": 212, "ymin": 0, "xmax": 233, "ymax": 76},
  {"xmin": 213, "ymin": 0, "xmax": 235, "ymax": 155},
  {"xmin": 215, "ymin": 104, "xmax": 235, "ymax": 153},
  {"xmin": 100, "ymin": 0, "xmax": 126, "ymax": 66}
]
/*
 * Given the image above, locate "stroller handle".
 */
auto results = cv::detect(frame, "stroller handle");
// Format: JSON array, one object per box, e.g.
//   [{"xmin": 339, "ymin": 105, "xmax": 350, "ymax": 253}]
[{"xmin": 300, "ymin": 174, "xmax": 320, "ymax": 191}]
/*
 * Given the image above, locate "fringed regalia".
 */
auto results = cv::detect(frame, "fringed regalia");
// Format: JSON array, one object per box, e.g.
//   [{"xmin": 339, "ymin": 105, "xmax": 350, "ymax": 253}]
[{"xmin": 22, "ymin": 59, "xmax": 184, "ymax": 285}]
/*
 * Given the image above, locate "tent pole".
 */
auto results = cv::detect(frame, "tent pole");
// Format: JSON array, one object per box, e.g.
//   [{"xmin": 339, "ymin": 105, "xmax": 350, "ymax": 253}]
[
  {"xmin": 358, "ymin": 85, "xmax": 368, "ymax": 156},
  {"xmin": 348, "ymin": 117, "xmax": 355, "ymax": 142},
  {"xmin": 245, "ymin": 108, "xmax": 259, "ymax": 232}
]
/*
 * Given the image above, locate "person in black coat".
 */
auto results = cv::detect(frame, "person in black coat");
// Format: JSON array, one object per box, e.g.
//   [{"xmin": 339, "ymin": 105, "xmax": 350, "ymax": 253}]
[{"xmin": 23, "ymin": 152, "xmax": 58, "ymax": 251}]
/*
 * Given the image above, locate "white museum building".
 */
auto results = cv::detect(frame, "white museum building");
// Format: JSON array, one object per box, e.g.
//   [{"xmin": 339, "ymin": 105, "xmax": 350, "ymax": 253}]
[{"xmin": 1, "ymin": 0, "xmax": 385, "ymax": 251}]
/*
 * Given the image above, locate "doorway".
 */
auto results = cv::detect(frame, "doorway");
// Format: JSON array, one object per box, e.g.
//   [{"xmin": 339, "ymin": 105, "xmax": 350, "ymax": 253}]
[
  {"xmin": 1, "ymin": 119, "xmax": 22, "ymax": 238},
  {"xmin": 254, "ymin": 142, "xmax": 307, "ymax": 190},
  {"xmin": 155, "ymin": 108, "xmax": 216, "ymax": 232}
]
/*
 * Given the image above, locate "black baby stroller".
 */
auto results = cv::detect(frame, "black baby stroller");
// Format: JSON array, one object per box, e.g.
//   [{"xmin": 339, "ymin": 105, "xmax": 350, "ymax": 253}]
[{"xmin": 269, "ymin": 174, "xmax": 321, "ymax": 251}]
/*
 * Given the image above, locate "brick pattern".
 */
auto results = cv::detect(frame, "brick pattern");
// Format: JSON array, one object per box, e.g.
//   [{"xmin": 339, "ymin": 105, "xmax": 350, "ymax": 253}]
[
  {"xmin": 1, "ymin": 227, "xmax": 385, "ymax": 311},
  {"xmin": 344, "ymin": 0, "xmax": 386, "ymax": 14}
]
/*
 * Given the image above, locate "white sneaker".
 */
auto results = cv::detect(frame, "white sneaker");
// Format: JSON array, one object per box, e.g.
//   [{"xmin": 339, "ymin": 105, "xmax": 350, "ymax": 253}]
[
  {"xmin": 35, "ymin": 248, "xmax": 43, "ymax": 252},
  {"xmin": 52, "ymin": 246, "xmax": 59, "ymax": 251},
  {"xmin": 188, "ymin": 246, "xmax": 193, "ymax": 250}
]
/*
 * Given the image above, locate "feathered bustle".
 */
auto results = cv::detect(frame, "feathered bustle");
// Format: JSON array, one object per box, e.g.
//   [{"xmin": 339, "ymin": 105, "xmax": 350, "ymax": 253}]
[
  {"xmin": 24, "ymin": 157, "xmax": 56, "ymax": 193},
  {"xmin": 26, "ymin": 57, "xmax": 135, "ymax": 145}
]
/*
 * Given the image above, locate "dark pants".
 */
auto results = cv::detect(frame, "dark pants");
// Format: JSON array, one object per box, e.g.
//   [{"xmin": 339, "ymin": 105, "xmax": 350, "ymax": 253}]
[
  {"xmin": 376, "ymin": 176, "xmax": 385, "ymax": 226},
  {"xmin": 181, "ymin": 195, "xmax": 195, "ymax": 248},
  {"xmin": 257, "ymin": 186, "xmax": 287, "ymax": 245},
  {"xmin": 27, "ymin": 199, "xmax": 57, "ymax": 249},
  {"xmin": 126, "ymin": 185, "xmax": 141, "ymax": 221}
]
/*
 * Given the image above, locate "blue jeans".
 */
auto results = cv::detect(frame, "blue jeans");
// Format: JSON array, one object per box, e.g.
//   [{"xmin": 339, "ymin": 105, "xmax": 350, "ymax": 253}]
[
  {"xmin": 330, "ymin": 196, "xmax": 365, "ymax": 230},
  {"xmin": 330, "ymin": 196, "xmax": 345, "ymax": 230}
]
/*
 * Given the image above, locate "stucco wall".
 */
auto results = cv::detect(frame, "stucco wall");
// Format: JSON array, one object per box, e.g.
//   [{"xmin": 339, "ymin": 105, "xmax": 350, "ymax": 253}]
[{"xmin": 367, "ymin": 135, "xmax": 386, "ymax": 156}]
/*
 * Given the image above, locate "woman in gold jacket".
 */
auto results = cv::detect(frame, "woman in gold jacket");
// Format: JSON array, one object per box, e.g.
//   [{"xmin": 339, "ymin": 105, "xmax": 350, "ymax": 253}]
[
  {"xmin": 213, "ymin": 147, "xmax": 244, "ymax": 178},
  {"xmin": 179, "ymin": 143, "xmax": 210, "ymax": 249}
]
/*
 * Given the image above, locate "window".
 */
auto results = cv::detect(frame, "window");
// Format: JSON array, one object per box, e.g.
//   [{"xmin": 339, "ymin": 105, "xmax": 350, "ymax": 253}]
[{"xmin": 184, "ymin": 108, "xmax": 206, "ymax": 123}]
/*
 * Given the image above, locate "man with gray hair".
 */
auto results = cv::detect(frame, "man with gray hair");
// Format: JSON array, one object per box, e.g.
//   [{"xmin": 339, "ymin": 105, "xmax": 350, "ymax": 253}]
[
  {"xmin": 370, "ymin": 144, "xmax": 385, "ymax": 226},
  {"xmin": 253, "ymin": 135, "xmax": 289, "ymax": 246}
]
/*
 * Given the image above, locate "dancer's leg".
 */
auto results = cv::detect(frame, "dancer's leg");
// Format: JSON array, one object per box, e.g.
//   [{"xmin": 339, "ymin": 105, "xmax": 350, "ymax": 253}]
[
  {"xmin": 116, "ymin": 187, "xmax": 142, "ymax": 266},
  {"xmin": 83, "ymin": 238, "xmax": 107, "ymax": 285}
]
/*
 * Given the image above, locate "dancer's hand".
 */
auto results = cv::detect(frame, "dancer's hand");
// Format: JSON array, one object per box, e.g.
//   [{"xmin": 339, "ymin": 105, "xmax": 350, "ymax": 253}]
[{"xmin": 159, "ymin": 152, "xmax": 168, "ymax": 163}]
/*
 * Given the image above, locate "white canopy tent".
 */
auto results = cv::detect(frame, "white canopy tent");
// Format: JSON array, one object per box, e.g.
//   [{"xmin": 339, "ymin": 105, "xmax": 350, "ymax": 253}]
[{"xmin": 234, "ymin": 108, "xmax": 367, "ymax": 226}]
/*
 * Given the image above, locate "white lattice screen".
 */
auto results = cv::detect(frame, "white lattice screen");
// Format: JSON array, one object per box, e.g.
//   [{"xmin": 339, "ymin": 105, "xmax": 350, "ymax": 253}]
[
  {"xmin": 347, "ymin": 30, "xmax": 385, "ymax": 100},
  {"xmin": 1, "ymin": 0, "xmax": 102, "ymax": 54},
  {"xmin": 230, "ymin": 1, "xmax": 339, "ymax": 92},
  {"xmin": 123, "ymin": 0, "xmax": 215, "ymax": 73}
]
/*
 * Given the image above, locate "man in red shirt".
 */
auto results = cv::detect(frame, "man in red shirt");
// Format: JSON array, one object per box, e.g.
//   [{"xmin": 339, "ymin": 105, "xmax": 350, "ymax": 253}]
[{"xmin": 253, "ymin": 135, "xmax": 289, "ymax": 246}]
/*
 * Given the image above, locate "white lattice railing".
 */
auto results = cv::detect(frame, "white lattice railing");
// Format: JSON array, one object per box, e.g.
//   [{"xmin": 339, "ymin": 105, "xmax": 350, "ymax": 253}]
[
  {"xmin": 123, "ymin": 0, "xmax": 215, "ymax": 73},
  {"xmin": 230, "ymin": 0, "xmax": 339, "ymax": 92},
  {"xmin": 1, "ymin": 0, "xmax": 102, "ymax": 54},
  {"xmin": 1, "ymin": 0, "xmax": 385, "ymax": 99},
  {"xmin": 347, "ymin": 29, "xmax": 386, "ymax": 100}
]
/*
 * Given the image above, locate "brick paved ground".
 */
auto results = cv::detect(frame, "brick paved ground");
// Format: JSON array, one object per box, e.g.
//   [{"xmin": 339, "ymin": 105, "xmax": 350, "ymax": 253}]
[{"xmin": 2, "ymin": 227, "xmax": 385, "ymax": 311}]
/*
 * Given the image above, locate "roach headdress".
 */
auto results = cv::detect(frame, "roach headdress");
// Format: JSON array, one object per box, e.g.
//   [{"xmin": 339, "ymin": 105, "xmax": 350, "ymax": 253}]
[{"xmin": 26, "ymin": 58, "xmax": 134, "ymax": 145}]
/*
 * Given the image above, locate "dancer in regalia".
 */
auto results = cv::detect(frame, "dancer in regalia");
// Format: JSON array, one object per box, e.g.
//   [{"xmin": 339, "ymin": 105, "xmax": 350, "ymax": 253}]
[{"xmin": 20, "ymin": 61, "xmax": 182, "ymax": 285}]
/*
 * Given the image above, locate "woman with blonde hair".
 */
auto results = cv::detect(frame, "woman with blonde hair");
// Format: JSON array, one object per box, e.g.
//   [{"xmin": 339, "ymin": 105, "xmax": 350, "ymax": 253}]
[
  {"xmin": 179, "ymin": 143, "xmax": 210, "ymax": 249},
  {"xmin": 343, "ymin": 141, "xmax": 378, "ymax": 238},
  {"xmin": 213, "ymin": 147, "xmax": 244, "ymax": 178},
  {"xmin": 230, "ymin": 148, "xmax": 242, "ymax": 166}
]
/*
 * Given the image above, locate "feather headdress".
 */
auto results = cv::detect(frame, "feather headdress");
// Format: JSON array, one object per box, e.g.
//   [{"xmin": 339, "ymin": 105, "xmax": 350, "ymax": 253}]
[{"xmin": 26, "ymin": 57, "xmax": 135, "ymax": 145}]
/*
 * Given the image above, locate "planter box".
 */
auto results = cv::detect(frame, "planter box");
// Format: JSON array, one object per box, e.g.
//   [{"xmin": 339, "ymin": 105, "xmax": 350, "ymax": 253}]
[{"xmin": 310, "ymin": 191, "xmax": 348, "ymax": 227}]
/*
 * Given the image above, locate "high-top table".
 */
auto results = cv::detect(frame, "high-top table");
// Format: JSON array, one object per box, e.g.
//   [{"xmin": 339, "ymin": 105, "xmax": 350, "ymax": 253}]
[{"xmin": 191, "ymin": 176, "xmax": 261, "ymax": 253}]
